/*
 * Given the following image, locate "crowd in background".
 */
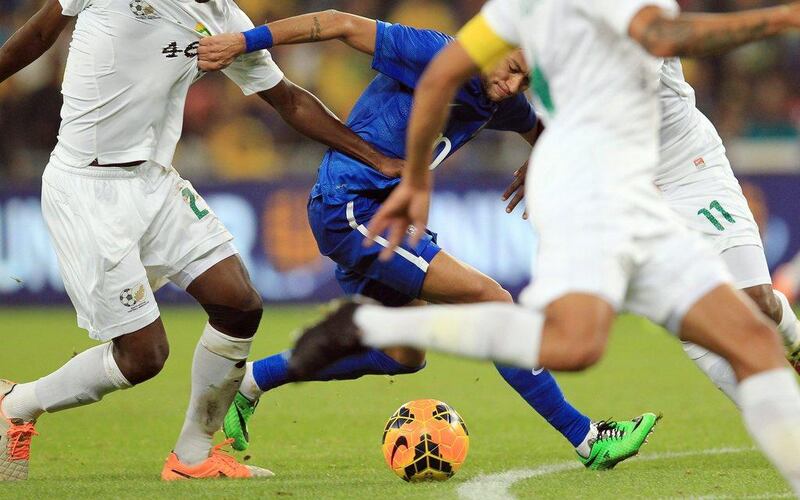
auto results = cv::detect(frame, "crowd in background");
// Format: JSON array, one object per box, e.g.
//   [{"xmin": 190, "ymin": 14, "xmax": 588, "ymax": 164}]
[{"xmin": 1, "ymin": 0, "xmax": 799, "ymax": 183}]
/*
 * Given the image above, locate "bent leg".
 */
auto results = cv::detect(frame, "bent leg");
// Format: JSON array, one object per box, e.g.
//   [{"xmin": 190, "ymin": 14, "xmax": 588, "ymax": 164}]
[
  {"xmin": 241, "ymin": 247, "xmax": 506, "ymax": 396},
  {"xmin": 2, "ymin": 319, "xmax": 167, "ymax": 423},
  {"xmin": 685, "ymin": 245, "xmax": 800, "ymax": 404},
  {"xmin": 173, "ymin": 253, "xmax": 263, "ymax": 465},
  {"xmin": 244, "ymin": 348, "xmax": 425, "ymax": 398},
  {"xmin": 7, "ymin": 184, "xmax": 169, "ymax": 422},
  {"xmin": 241, "ymin": 196, "xmax": 450, "ymax": 395},
  {"xmin": 241, "ymin": 305, "xmax": 429, "ymax": 400},
  {"xmin": 244, "ymin": 249, "xmax": 513, "ymax": 395},
  {"xmin": 679, "ymin": 285, "xmax": 800, "ymax": 493},
  {"xmin": 353, "ymin": 292, "xmax": 615, "ymax": 371},
  {"xmin": 422, "ymin": 252, "xmax": 593, "ymax": 448},
  {"xmin": 681, "ymin": 284, "xmax": 795, "ymax": 406}
]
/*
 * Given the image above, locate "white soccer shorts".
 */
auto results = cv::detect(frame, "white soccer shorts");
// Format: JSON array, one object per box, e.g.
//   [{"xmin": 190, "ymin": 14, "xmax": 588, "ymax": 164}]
[
  {"xmin": 41, "ymin": 160, "xmax": 236, "ymax": 341},
  {"xmin": 660, "ymin": 158, "xmax": 770, "ymax": 289},
  {"xmin": 520, "ymin": 157, "xmax": 732, "ymax": 333}
]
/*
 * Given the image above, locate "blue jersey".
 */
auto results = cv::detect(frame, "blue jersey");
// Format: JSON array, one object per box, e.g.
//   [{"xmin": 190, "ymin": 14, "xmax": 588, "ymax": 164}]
[{"xmin": 310, "ymin": 21, "xmax": 538, "ymax": 204}]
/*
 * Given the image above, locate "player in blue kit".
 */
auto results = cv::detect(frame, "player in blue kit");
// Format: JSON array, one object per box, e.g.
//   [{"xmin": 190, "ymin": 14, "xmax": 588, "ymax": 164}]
[{"xmin": 197, "ymin": 9, "xmax": 658, "ymax": 469}]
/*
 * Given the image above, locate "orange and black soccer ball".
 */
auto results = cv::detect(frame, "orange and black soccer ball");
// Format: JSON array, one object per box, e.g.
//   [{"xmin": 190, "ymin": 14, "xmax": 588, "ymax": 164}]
[{"xmin": 381, "ymin": 399, "xmax": 469, "ymax": 482}]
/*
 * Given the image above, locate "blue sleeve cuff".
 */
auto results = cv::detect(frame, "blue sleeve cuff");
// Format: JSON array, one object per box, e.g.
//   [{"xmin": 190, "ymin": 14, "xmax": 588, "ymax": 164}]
[{"xmin": 243, "ymin": 25, "xmax": 274, "ymax": 53}]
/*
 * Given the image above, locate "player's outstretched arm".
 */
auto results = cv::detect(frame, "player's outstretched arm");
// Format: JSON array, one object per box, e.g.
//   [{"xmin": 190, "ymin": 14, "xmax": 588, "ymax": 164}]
[
  {"xmin": 267, "ymin": 10, "xmax": 377, "ymax": 54},
  {"xmin": 258, "ymin": 79, "xmax": 403, "ymax": 178},
  {"xmin": 198, "ymin": 10, "xmax": 376, "ymax": 72},
  {"xmin": 630, "ymin": 3, "xmax": 800, "ymax": 58},
  {"xmin": 0, "ymin": 0, "xmax": 71, "ymax": 84}
]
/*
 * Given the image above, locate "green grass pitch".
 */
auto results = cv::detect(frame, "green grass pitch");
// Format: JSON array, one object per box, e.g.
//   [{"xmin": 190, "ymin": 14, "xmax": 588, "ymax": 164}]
[{"xmin": 0, "ymin": 306, "xmax": 794, "ymax": 499}]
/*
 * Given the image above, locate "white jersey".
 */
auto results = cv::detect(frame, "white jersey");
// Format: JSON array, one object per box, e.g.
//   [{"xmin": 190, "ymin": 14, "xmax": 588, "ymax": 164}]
[
  {"xmin": 55, "ymin": 0, "xmax": 284, "ymax": 168},
  {"xmin": 656, "ymin": 58, "xmax": 726, "ymax": 186},
  {"xmin": 482, "ymin": 0, "xmax": 680, "ymax": 235}
]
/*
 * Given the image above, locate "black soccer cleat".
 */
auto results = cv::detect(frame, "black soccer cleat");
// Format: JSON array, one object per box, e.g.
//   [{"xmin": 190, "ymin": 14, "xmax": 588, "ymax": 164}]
[{"xmin": 287, "ymin": 300, "xmax": 369, "ymax": 381}]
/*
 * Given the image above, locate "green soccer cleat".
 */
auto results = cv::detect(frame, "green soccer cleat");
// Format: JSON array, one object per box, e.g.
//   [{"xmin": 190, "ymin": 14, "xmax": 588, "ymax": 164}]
[
  {"xmin": 223, "ymin": 392, "xmax": 259, "ymax": 452},
  {"xmin": 578, "ymin": 413, "xmax": 661, "ymax": 471}
]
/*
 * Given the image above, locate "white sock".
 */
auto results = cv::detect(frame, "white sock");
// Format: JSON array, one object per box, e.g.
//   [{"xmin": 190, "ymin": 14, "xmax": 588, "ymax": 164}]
[
  {"xmin": 682, "ymin": 343, "xmax": 739, "ymax": 407},
  {"xmin": 739, "ymin": 368, "xmax": 800, "ymax": 495},
  {"xmin": 774, "ymin": 291, "xmax": 799, "ymax": 349},
  {"xmin": 354, "ymin": 303, "xmax": 543, "ymax": 368},
  {"xmin": 173, "ymin": 324, "xmax": 252, "ymax": 465},
  {"xmin": 2, "ymin": 343, "xmax": 130, "ymax": 422},
  {"xmin": 576, "ymin": 423, "xmax": 598, "ymax": 458},
  {"xmin": 239, "ymin": 362, "xmax": 263, "ymax": 402},
  {"xmin": 1, "ymin": 383, "xmax": 42, "ymax": 423}
]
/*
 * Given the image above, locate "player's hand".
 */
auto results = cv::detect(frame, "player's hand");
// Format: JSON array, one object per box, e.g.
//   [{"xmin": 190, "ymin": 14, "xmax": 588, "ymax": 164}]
[
  {"xmin": 198, "ymin": 33, "xmax": 246, "ymax": 72},
  {"xmin": 376, "ymin": 157, "xmax": 405, "ymax": 178},
  {"xmin": 365, "ymin": 180, "xmax": 431, "ymax": 261},
  {"xmin": 502, "ymin": 160, "xmax": 528, "ymax": 220}
]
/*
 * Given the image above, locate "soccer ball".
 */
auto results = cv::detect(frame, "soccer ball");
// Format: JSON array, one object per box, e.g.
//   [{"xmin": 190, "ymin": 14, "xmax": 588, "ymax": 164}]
[{"xmin": 381, "ymin": 399, "xmax": 469, "ymax": 482}]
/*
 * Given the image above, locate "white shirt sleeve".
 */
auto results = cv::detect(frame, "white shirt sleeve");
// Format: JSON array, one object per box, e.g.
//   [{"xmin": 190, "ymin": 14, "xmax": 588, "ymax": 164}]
[
  {"xmin": 58, "ymin": 0, "xmax": 92, "ymax": 16},
  {"xmin": 222, "ymin": 7, "xmax": 285, "ymax": 96},
  {"xmin": 481, "ymin": 0, "xmax": 523, "ymax": 46},
  {"xmin": 578, "ymin": 0, "xmax": 680, "ymax": 36}
]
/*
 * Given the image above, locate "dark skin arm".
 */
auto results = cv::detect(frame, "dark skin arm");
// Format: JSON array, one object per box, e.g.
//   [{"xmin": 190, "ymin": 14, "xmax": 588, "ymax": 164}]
[
  {"xmin": 0, "ymin": 0, "xmax": 72, "ymax": 84},
  {"xmin": 258, "ymin": 79, "xmax": 403, "ymax": 178},
  {"xmin": 630, "ymin": 3, "xmax": 800, "ymax": 58},
  {"xmin": 198, "ymin": 10, "xmax": 377, "ymax": 72},
  {"xmin": 204, "ymin": 11, "xmax": 401, "ymax": 177}
]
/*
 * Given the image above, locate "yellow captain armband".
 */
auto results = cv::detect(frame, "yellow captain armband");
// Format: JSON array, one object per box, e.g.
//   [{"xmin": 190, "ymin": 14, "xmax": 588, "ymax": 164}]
[{"xmin": 457, "ymin": 14, "xmax": 516, "ymax": 73}]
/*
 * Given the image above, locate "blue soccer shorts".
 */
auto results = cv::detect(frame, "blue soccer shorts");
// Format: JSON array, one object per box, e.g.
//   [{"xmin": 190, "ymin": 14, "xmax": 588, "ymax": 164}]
[{"xmin": 308, "ymin": 194, "xmax": 442, "ymax": 307}]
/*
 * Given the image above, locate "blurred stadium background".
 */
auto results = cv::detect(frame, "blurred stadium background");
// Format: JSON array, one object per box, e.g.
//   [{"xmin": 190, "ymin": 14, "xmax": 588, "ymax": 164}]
[{"xmin": 1, "ymin": 0, "xmax": 799, "ymax": 306}]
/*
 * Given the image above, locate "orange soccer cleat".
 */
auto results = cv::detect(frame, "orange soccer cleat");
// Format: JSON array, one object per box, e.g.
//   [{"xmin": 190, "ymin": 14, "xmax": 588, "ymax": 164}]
[
  {"xmin": 0, "ymin": 380, "xmax": 38, "ymax": 481},
  {"xmin": 161, "ymin": 439, "xmax": 274, "ymax": 481}
]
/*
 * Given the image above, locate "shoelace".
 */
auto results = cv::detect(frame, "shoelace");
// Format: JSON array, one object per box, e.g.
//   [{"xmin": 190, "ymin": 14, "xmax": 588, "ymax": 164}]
[
  {"xmin": 594, "ymin": 420, "xmax": 625, "ymax": 442},
  {"xmin": 7, "ymin": 422, "xmax": 37, "ymax": 461},
  {"xmin": 208, "ymin": 439, "xmax": 246, "ymax": 475}
]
